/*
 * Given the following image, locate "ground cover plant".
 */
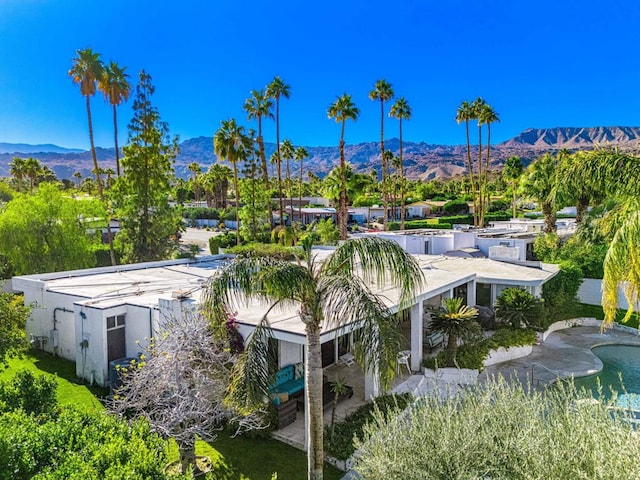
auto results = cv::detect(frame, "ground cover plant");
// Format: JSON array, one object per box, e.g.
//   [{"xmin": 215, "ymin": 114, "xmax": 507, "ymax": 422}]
[{"xmin": 353, "ymin": 378, "xmax": 640, "ymax": 479}]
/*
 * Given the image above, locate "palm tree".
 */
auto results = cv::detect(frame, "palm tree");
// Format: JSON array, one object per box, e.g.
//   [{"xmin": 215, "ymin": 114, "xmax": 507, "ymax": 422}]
[
  {"xmin": 214, "ymin": 119, "xmax": 250, "ymax": 245},
  {"xmin": 244, "ymin": 89, "xmax": 274, "ymax": 224},
  {"xmin": 266, "ymin": 76, "xmax": 291, "ymax": 226},
  {"xmin": 202, "ymin": 237, "xmax": 424, "ymax": 480},
  {"xmin": 280, "ymin": 138, "xmax": 295, "ymax": 214},
  {"xmin": 502, "ymin": 156, "xmax": 523, "ymax": 219},
  {"xmin": 69, "ymin": 48, "xmax": 105, "ymax": 196},
  {"xmin": 478, "ymin": 103, "xmax": 499, "ymax": 226},
  {"xmin": 9, "ymin": 157, "xmax": 25, "ymax": 192},
  {"xmin": 369, "ymin": 80, "xmax": 394, "ymax": 230},
  {"xmin": 72, "ymin": 171, "xmax": 83, "ymax": 189},
  {"xmin": 389, "ymin": 97, "xmax": 411, "ymax": 230},
  {"xmin": 98, "ymin": 61, "xmax": 130, "ymax": 177},
  {"xmin": 456, "ymin": 101, "xmax": 478, "ymax": 226},
  {"xmin": 471, "ymin": 97, "xmax": 487, "ymax": 224},
  {"xmin": 295, "ymin": 146, "xmax": 309, "ymax": 222},
  {"xmin": 104, "ymin": 167, "xmax": 116, "ymax": 188},
  {"xmin": 187, "ymin": 162, "xmax": 202, "ymax": 203},
  {"xmin": 520, "ymin": 153, "xmax": 559, "ymax": 233},
  {"xmin": 494, "ymin": 287, "xmax": 543, "ymax": 330},
  {"xmin": 328, "ymin": 94, "xmax": 360, "ymax": 240},
  {"xmin": 23, "ymin": 157, "xmax": 42, "ymax": 193},
  {"xmin": 429, "ymin": 297, "xmax": 479, "ymax": 367}
]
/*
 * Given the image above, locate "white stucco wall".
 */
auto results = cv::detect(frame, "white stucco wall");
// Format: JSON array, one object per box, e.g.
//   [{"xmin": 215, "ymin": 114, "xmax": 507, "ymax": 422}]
[
  {"xmin": 431, "ymin": 235, "xmax": 453, "ymax": 255},
  {"xmin": 452, "ymin": 231, "xmax": 476, "ymax": 250},
  {"xmin": 578, "ymin": 278, "xmax": 632, "ymax": 310},
  {"xmin": 280, "ymin": 341, "xmax": 303, "ymax": 368},
  {"xmin": 483, "ymin": 345, "xmax": 533, "ymax": 366}
]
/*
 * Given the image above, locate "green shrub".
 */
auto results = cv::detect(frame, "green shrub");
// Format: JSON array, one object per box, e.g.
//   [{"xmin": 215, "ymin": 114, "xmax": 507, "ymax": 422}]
[
  {"xmin": 403, "ymin": 220, "xmax": 452, "ymax": 230},
  {"xmin": 387, "ymin": 222, "xmax": 401, "ymax": 231},
  {"xmin": 182, "ymin": 207, "xmax": 219, "ymax": 220},
  {"xmin": 438, "ymin": 215, "xmax": 473, "ymax": 225},
  {"xmin": 225, "ymin": 242, "xmax": 302, "ymax": 261},
  {"xmin": 542, "ymin": 262, "xmax": 583, "ymax": 323},
  {"xmin": 209, "ymin": 232, "xmax": 238, "ymax": 253},
  {"xmin": 442, "ymin": 199, "xmax": 469, "ymax": 215},
  {"xmin": 324, "ymin": 393, "xmax": 413, "ymax": 461},
  {"xmin": 353, "ymin": 378, "xmax": 640, "ymax": 479},
  {"xmin": 488, "ymin": 199, "xmax": 510, "ymax": 212},
  {"xmin": 0, "ymin": 370, "xmax": 58, "ymax": 417},
  {"xmin": 485, "ymin": 327, "xmax": 537, "ymax": 350}
]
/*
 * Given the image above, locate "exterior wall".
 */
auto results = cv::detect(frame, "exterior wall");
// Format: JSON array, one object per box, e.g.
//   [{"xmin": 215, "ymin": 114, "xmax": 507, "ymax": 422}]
[
  {"xmin": 75, "ymin": 306, "xmax": 109, "ymax": 386},
  {"xmin": 280, "ymin": 341, "xmax": 303, "ymax": 368},
  {"xmin": 431, "ymin": 235, "xmax": 454, "ymax": 255},
  {"xmin": 578, "ymin": 278, "xmax": 632, "ymax": 309},
  {"xmin": 451, "ymin": 231, "xmax": 476, "ymax": 250},
  {"xmin": 403, "ymin": 235, "xmax": 425, "ymax": 254}
]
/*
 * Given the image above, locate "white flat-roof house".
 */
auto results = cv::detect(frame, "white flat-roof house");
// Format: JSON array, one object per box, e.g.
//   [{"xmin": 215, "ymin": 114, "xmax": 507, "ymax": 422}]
[{"xmin": 12, "ymin": 248, "xmax": 558, "ymax": 398}]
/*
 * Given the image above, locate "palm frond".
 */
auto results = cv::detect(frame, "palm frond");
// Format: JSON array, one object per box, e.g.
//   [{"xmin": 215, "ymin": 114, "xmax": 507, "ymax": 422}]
[
  {"xmin": 323, "ymin": 237, "xmax": 424, "ymax": 309},
  {"xmin": 318, "ymin": 274, "xmax": 403, "ymax": 390}
]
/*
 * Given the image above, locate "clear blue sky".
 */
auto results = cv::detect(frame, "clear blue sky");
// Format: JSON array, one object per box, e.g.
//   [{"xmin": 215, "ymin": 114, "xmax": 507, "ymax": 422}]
[{"xmin": 1, "ymin": 0, "xmax": 639, "ymax": 150}]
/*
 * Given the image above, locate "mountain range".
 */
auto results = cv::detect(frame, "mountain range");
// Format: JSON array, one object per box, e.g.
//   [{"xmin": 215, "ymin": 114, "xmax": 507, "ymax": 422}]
[{"xmin": 1, "ymin": 126, "xmax": 639, "ymax": 181}]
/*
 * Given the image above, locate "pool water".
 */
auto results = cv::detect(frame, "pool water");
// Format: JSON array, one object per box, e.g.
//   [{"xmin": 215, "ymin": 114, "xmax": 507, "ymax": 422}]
[{"xmin": 573, "ymin": 345, "xmax": 640, "ymax": 404}]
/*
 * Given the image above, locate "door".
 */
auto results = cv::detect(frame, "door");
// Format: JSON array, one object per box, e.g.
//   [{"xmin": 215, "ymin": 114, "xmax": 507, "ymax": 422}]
[{"xmin": 107, "ymin": 328, "xmax": 125, "ymax": 362}]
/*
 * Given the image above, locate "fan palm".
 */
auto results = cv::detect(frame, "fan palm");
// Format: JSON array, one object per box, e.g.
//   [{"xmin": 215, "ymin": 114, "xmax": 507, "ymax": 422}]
[
  {"xmin": 201, "ymin": 236, "xmax": 424, "ymax": 480},
  {"xmin": 98, "ymin": 61, "xmax": 130, "ymax": 177},
  {"xmin": 23, "ymin": 157, "xmax": 42, "ymax": 193},
  {"xmin": 478, "ymin": 103, "xmax": 499, "ymax": 225},
  {"xmin": 328, "ymin": 93, "xmax": 360, "ymax": 240},
  {"xmin": 456, "ymin": 101, "xmax": 478, "ymax": 226},
  {"xmin": 520, "ymin": 153, "xmax": 559, "ymax": 233},
  {"xmin": 266, "ymin": 76, "xmax": 291, "ymax": 226},
  {"xmin": 9, "ymin": 157, "xmax": 25, "ymax": 192},
  {"xmin": 280, "ymin": 138, "xmax": 295, "ymax": 214},
  {"xmin": 389, "ymin": 97, "xmax": 411, "ymax": 230},
  {"xmin": 502, "ymin": 156, "xmax": 523, "ymax": 219},
  {"xmin": 369, "ymin": 80, "xmax": 394, "ymax": 230},
  {"xmin": 69, "ymin": 48, "xmax": 105, "ymax": 196},
  {"xmin": 244, "ymin": 89, "xmax": 274, "ymax": 224},
  {"xmin": 295, "ymin": 146, "xmax": 309, "ymax": 221},
  {"xmin": 430, "ymin": 297, "xmax": 479, "ymax": 367},
  {"xmin": 214, "ymin": 119, "xmax": 251, "ymax": 245}
]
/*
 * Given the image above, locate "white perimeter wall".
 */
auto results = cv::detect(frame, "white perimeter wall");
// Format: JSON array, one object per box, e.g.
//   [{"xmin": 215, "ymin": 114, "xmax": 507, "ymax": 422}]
[{"xmin": 578, "ymin": 278, "xmax": 632, "ymax": 310}]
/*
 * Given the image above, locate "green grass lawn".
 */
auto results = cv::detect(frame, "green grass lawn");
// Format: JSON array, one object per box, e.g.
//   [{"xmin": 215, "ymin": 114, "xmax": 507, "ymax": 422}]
[{"xmin": 1, "ymin": 350, "xmax": 344, "ymax": 480}]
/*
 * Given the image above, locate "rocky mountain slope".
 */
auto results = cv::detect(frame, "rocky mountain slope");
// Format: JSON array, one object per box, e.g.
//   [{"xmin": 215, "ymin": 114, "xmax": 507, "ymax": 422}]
[{"xmin": 2, "ymin": 126, "xmax": 639, "ymax": 181}]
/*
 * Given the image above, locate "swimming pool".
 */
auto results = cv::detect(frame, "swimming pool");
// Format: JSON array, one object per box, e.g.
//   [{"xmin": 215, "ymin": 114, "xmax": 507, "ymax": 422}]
[{"xmin": 573, "ymin": 345, "xmax": 640, "ymax": 406}]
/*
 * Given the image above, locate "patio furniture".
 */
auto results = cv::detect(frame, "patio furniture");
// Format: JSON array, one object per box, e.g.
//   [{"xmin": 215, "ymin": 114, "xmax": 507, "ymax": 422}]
[
  {"xmin": 274, "ymin": 398, "xmax": 297, "ymax": 429},
  {"xmin": 269, "ymin": 363, "xmax": 304, "ymax": 396},
  {"xmin": 397, "ymin": 350, "xmax": 411, "ymax": 375},
  {"xmin": 338, "ymin": 352, "xmax": 355, "ymax": 366},
  {"xmin": 425, "ymin": 331, "xmax": 444, "ymax": 351}
]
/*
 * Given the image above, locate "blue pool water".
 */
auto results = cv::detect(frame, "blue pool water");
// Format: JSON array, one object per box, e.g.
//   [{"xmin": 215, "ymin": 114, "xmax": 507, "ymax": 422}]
[{"xmin": 573, "ymin": 345, "xmax": 640, "ymax": 406}]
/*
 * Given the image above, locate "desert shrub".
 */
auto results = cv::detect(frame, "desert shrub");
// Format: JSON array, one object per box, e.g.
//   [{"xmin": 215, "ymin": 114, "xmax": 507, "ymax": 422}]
[
  {"xmin": 442, "ymin": 199, "xmax": 469, "ymax": 215},
  {"xmin": 494, "ymin": 288, "xmax": 544, "ymax": 329},
  {"xmin": 324, "ymin": 393, "xmax": 413, "ymax": 461},
  {"xmin": 354, "ymin": 379, "xmax": 640, "ymax": 479}
]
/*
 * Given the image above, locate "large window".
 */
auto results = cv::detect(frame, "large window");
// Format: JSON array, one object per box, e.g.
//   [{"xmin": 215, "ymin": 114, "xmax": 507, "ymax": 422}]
[{"xmin": 476, "ymin": 283, "xmax": 492, "ymax": 307}]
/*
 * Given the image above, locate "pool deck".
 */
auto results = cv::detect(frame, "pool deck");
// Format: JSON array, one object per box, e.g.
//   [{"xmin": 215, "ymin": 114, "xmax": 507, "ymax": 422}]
[{"xmin": 479, "ymin": 325, "xmax": 640, "ymax": 388}]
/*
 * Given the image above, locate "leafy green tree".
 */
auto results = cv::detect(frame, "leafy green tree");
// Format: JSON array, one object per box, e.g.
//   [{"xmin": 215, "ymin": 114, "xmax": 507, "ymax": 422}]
[
  {"xmin": 112, "ymin": 70, "xmax": 181, "ymax": 263},
  {"xmin": 0, "ymin": 293, "xmax": 30, "ymax": 365},
  {"xmin": 98, "ymin": 61, "xmax": 131, "ymax": 177},
  {"xmin": 328, "ymin": 93, "xmax": 360, "ymax": 240},
  {"xmin": 239, "ymin": 152, "xmax": 270, "ymax": 242},
  {"xmin": 494, "ymin": 288, "xmax": 543, "ymax": 329},
  {"xmin": 266, "ymin": 76, "xmax": 291, "ymax": 226},
  {"xmin": 0, "ymin": 184, "xmax": 103, "ymax": 274},
  {"xmin": 69, "ymin": 48, "xmax": 105, "ymax": 195},
  {"xmin": 502, "ymin": 156, "xmax": 523, "ymax": 218},
  {"xmin": 542, "ymin": 262, "xmax": 583, "ymax": 321},
  {"xmin": 430, "ymin": 297, "xmax": 479, "ymax": 367},
  {"xmin": 202, "ymin": 237, "xmax": 423, "ymax": 480},
  {"xmin": 389, "ymin": 97, "xmax": 411, "ymax": 230},
  {"xmin": 369, "ymin": 80, "xmax": 394, "ymax": 230}
]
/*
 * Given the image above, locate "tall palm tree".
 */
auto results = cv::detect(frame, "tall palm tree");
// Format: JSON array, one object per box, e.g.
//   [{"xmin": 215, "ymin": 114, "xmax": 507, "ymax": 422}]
[
  {"xmin": 244, "ymin": 89, "xmax": 274, "ymax": 224},
  {"xmin": 328, "ymin": 94, "xmax": 360, "ymax": 240},
  {"xmin": 478, "ymin": 102, "xmax": 499, "ymax": 226},
  {"xmin": 202, "ymin": 237, "xmax": 424, "ymax": 480},
  {"xmin": 430, "ymin": 297, "xmax": 479, "ymax": 367},
  {"xmin": 72, "ymin": 171, "xmax": 83, "ymax": 189},
  {"xmin": 502, "ymin": 156, "xmax": 523, "ymax": 219},
  {"xmin": 456, "ymin": 101, "xmax": 479, "ymax": 226},
  {"xmin": 9, "ymin": 157, "xmax": 25, "ymax": 192},
  {"xmin": 187, "ymin": 162, "xmax": 202, "ymax": 203},
  {"xmin": 280, "ymin": 138, "xmax": 295, "ymax": 215},
  {"xmin": 295, "ymin": 146, "xmax": 309, "ymax": 222},
  {"xmin": 23, "ymin": 157, "xmax": 42, "ymax": 193},
  {"xmin": 98, "ymin": 61, "xmax": 130, "ymax": 177},
  {"xmin": 471, "ymin": 97, "xmax": 487, "ymax": 224},
  {"xmin": 389, "ymin": 97, "xmax": 411, "ymax": 230},
  {"xmin": 369, "ymin": 80, "xmax": 394, "ymax": 230},
  {"xmin": 520, "ymin": 153, "xmax": 559, "ymax": 233},
  {"xmin": 214, "ymin": 119, "xmax": 250, "ymax": 245},
  {"xmin": 69, "ymin": 48, "xmax": 105, "ymax": 196},
  {"xmin": 266, "ymin": 76, "xmax": 291, "ymax": 226}
]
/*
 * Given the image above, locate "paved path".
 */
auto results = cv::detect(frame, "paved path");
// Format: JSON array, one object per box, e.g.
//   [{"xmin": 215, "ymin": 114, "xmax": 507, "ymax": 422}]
[{"xmin": 479, "ymin": 325, "xmax": 640, "ymax": 388}]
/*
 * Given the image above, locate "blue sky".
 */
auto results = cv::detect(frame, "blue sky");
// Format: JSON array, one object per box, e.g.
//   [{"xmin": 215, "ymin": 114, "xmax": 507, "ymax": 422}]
[{"xmin": 1, "ymin": 0, "xmax": 639, "ymax": 150}]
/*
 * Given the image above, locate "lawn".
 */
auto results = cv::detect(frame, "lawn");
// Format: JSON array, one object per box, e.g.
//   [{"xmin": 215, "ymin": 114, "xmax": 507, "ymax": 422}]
[
  {"xmin": 1, "ymin": 350, "xmax": 344, "ymax": 480},
  {"xmin": 571, "ymin": 303, "xmax": 638, "ymax": 329}
]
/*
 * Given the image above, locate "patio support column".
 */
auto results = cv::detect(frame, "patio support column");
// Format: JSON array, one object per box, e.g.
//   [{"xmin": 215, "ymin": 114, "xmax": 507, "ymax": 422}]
[
  {"xmin": 466, "ymin": 279, "xmax": 476, "ymax": 306},
  {"xmin": 410, "ymin": 302, "xmax": 423, "ymax": 371}
]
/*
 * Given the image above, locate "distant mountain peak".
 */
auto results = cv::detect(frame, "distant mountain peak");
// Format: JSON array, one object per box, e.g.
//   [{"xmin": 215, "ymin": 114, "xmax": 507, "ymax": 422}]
[
  {"xmin": 0, "ymin": 142, "xmax": 85, "ymax": 155},
  {"xmin": 499, "ymin": 126, "xmax": 640, "ymax": 149}
]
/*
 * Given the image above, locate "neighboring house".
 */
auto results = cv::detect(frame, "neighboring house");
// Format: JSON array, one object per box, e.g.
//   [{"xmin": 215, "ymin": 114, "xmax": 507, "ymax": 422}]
[{"xmin": 12, "ymin": 248, "xmax": 558, "ymax": 393}]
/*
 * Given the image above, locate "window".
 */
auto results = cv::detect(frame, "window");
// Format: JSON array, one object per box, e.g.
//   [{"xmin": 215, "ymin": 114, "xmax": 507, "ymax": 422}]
[{"xmin": 106, "ymin": 315, "xmax": 125, "ymax": 330}]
